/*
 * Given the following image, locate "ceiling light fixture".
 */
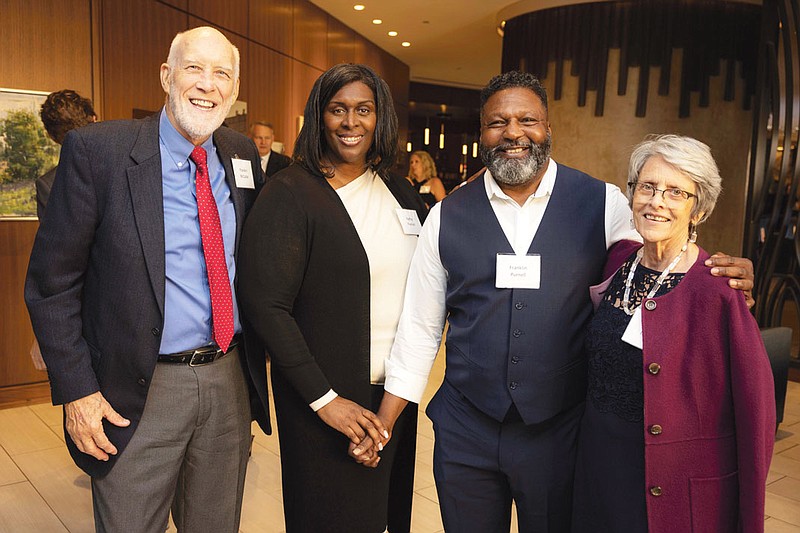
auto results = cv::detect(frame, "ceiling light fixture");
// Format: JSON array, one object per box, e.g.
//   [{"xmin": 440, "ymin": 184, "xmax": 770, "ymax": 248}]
[
  {"xmin": 401, "ymin": 41, "xmax": 411, "ymax": 47},
  {"xmin": 353, "ymin": 4, "xmax": 365, "ymax": 11},
  {"xmin": 388, "ymin": 31, "xmax": 398, "ymax": 37},
  {"xmin": 372, "ymin": 19, "xmax": 382, "ymax": 24}
]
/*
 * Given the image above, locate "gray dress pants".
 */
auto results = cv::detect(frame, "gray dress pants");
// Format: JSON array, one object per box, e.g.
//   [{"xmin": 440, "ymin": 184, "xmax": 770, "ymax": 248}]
[{"xmin": 91, "ymin": 348, "xmax": 252, "ymax": 533}]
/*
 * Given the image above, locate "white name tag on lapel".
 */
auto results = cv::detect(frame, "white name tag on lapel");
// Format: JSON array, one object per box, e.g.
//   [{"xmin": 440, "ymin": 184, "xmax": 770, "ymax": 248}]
[
  {"xmin": 495, "ymin": 253, "xmax": 541, "ymax": 289},
  {"xmin": 231, "ymin": 159, "xmax": 255, "ymax": 189},
  {"xmin": 395, "ymin": 208, "xmax": 422, "ymax": 235},
  {"xmin": 621, "ymin": 307, "xmax": 644, "ymax": 349}
]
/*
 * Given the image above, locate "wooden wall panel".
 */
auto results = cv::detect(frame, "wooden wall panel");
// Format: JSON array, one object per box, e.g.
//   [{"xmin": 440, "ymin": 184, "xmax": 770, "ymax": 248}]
[
  {"xmin": 158, "ymin": 0, "xmax": 187, "ymax": 10},
  {"xmin": 0, "ymin": 221, "xmax": 42, "ymax": 388},
  {"xmin": 247, "ymin": 43, "xmax": 294, "ymax": 154},
  {"xmin": 249, "ymin": 0, "xmax": 293, "ymax": 56},
  {"xmin": 293, "ymin": 0, "xmax": 328, "ymax": 70},
  {"xmin": 291, "ymin": 61, "xmax": 324, "ymax": 154},
  {"xmin": 327, "ymin": 15, "xmax": 355, "ymax": 67},
  {"xmin": 0, "ymin": 0, "xmax": 92, "ymax": 95},
  {"xmin": 381, "ymin": 52, "xmax": 410, "ymax": 107},
  {"xmin": 101, "ymin": 0, "xmax": 187, "ymax": 119},
  {"xmin": 352, "ymin": 33, "xmax": 368, "ymax": 70},
  {"xmin": 354, "ymin": 34, "xmax": 383, "ymax": 73},
  {"xmin": 187, "ymin": 0, "xmax": 248, "ymax": 36}
]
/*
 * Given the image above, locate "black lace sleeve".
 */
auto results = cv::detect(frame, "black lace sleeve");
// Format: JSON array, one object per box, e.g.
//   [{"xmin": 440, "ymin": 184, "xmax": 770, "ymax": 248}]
[{"xmin": 585, "ymin": 257, "xmax": 685, "ymax": 422}]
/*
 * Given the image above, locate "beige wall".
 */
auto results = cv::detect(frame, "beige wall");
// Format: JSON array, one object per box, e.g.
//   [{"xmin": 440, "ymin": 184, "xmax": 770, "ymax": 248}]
[{"xmin": 546, "ymin": 49, "xmax": 752, "ymax": 256}]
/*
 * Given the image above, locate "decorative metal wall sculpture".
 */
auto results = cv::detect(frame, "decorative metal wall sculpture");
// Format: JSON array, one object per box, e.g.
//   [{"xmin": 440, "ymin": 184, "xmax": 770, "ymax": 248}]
[
  {"xmin": 746, "ymin": 0, "xmax": 800, "ymax": 362},
  {"xmin": 502, "ymin": 0, "xmax": 760, "ymax": 118}
]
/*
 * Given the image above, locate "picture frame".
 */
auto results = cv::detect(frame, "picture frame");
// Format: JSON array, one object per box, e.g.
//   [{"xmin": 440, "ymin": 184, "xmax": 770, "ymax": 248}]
[{"xmin": 0, "ymin": 88, "xmax": 59, "ymax": 218}]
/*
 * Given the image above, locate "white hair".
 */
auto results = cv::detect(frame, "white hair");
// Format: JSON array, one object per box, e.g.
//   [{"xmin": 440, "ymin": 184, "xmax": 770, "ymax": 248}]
[
  {"xmin": 166, "ymin": 26, "xmax": 240, "ymax": 81},
  {"xmin": 627, "ymin": 134, "xmax": 722, "ymax": 224}
]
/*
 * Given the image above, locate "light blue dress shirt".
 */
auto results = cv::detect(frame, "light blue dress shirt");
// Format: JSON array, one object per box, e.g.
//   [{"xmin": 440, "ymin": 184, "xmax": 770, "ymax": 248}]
[{"xmin": 158, "ymin": 108, "xmax": 241, "ymax": 353}]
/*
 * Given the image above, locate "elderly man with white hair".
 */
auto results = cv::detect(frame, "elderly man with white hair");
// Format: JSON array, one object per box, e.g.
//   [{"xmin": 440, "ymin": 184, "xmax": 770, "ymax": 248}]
[{"xmin": 25, "ymin": 26, "xmax": 269, "ymax": 532}]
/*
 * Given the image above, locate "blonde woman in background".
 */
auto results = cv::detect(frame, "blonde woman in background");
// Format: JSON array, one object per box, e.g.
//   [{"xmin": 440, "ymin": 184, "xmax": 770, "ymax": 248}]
[{"xmin": 406, "ymin": 150, "xmax": 446, "ymax": 206}]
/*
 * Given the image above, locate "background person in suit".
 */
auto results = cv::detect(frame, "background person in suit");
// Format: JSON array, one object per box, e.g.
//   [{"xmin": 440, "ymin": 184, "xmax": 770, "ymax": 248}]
[
  {"xmin": 25, "ymin": 26, "xmax": 269, "ymax": 533},
  {"xmin": 249, "ymin": 121, "xmax": 290, "ymax": 177},
  {"xmin": 29, "ymin": 89, "xmax": 98, "ymax": 372}
]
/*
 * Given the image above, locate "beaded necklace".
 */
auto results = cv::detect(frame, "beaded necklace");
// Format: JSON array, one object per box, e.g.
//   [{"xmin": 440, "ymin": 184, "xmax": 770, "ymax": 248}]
[{"xmin": 621, "ymin": 241, "xmax": 688, "ymax": 316}]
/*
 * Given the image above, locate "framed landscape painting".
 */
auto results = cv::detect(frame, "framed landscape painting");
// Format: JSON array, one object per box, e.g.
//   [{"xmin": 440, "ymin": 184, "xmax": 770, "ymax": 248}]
[{"xmin": 0, "ymin": 88, "xmax": 59, "ymax": 218}]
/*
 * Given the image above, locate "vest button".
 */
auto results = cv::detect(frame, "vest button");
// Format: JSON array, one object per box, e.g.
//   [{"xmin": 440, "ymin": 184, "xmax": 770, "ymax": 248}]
[
  {"xmin": 151, "ymin": 327, "xmax": 161, "ymax": 336},
  {"xmin": 137, "ymin": 378, "xmax": 146, "ymax": 386},
  {"xmin": 515, "ymin": 302, "xmax": 525, "ymax": 310},
  {"xmin": 512, "ymin": 329, "xmax": 522, "ymax": 338},
  {"xmin": 648, "ymin": 363, "xmax": 661, "ymax": 375},
  {"xmin": 509, "ymin": 381, "xmax": 518, "ymax": 390},
  {"xmin": 644, "ymin": 300, "xmax": 657, "ymax": 311},
  {"xmin": 511, "ymin": 356, "xmax": 520, "ymax": 364},
  {"xmin": 649, "ymin": 486, "xmax": 663, "ymax": 497},
  {"xmin": 649, "ymin": 424, "xmax": 663, "ymax": 435}
]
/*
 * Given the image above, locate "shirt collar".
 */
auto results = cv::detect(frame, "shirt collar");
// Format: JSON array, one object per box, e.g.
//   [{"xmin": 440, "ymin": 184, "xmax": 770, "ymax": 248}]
[
  {"xmin": 158, "ymin": 107, "xmax": 216, "ymax": 170},
  {"xmin": 484, "ymin": 158, "xmax": 558, "ymax": 203}
]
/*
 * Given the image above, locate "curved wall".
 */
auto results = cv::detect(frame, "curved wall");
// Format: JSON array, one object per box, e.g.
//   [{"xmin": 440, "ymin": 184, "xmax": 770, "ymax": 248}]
[{"xmin": 502, "ymin": 1, "xmax": 761, "ymax": 255}]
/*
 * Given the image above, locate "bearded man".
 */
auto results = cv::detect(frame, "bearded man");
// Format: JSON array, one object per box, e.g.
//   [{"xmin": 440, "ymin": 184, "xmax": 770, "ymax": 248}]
[
  {"xmin": 360, "ymin": 71, "xmax": 755, "ymax": 532},
  {"xmin": 25, "ymin": 26, "xmax": 269, "ymax": 533}
]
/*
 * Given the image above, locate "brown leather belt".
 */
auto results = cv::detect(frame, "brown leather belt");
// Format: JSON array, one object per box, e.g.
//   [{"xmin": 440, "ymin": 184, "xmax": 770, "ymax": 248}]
[{"xmin": 157, "ymin": 335, "xmax": 241, "ymax": 366}]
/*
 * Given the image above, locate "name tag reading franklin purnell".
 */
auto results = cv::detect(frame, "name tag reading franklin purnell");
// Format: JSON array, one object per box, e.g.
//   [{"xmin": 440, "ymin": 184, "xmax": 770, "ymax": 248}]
[{"xmin": 495, "ymin": 253, "xmax": 541, "ymax": 289}]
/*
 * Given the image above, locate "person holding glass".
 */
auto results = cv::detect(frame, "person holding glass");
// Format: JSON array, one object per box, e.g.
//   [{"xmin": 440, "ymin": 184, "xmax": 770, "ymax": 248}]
[
  {"xmin": 572, "ymin": 134, "xmax": 775, "ymax": 533},
  {"xmin": 238, "ymin": 63, "xmax": 426, "ymax": 533}
]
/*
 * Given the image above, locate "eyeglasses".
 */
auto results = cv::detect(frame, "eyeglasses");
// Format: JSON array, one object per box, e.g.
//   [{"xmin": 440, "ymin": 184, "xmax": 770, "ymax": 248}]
[{"xmin": 629, "ymin": 182, "xmax": 697, "ymax": 203}]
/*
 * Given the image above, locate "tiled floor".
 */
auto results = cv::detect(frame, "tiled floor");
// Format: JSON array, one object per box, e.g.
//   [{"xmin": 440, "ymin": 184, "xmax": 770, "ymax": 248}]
[{"xmin": 1, "ymin": 352, "xmax": 799, "ymax": 532}]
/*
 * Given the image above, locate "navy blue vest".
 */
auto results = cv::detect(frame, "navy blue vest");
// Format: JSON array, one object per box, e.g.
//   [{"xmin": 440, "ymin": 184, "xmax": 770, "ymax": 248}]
[{"xmin": 439, "ymin": 165, "xmax": 607, "ymax": 424}]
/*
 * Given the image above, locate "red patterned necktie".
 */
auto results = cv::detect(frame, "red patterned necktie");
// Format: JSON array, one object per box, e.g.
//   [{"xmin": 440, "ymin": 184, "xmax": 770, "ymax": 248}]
[{"xmin": 189, "ymin": 146, "xmax": 234, "ymax": 352}]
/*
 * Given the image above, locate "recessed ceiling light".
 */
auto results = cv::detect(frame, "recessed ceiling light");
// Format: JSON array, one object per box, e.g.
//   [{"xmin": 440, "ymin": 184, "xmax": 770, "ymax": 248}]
[
  {"xmin": 372, "ymin": 19, "xmax": 382, "ymax": 24},
  {"xmin": 401, "ymin": 41, "xmax": 411, "ymax": 47},
  {"xmin": 388, "ymin": 31, "xmax": 398, "ymax": 37},
  {"xmin": 353, "ymin": 4, "xmax": 365, "ymax": 11}
]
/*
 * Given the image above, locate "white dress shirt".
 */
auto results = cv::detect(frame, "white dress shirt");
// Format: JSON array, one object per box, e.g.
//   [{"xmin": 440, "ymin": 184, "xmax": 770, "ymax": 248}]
[
  {"xmin": 384, "ymin": 159, "xmax": 642, "ymax": 403},
  {"xmin": 259, "ymin": 152, "xmax": 271, "ymax": 174}
]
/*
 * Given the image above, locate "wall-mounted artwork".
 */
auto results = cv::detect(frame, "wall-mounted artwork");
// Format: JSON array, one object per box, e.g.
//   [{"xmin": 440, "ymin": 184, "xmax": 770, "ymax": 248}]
[{"xmin": 0, "ymin": 88, "xmax": 59, "ymax": 218}]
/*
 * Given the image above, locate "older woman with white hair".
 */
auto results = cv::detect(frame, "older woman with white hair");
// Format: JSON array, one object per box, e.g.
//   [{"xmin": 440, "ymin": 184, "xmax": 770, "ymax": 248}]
[{"xmin": 572, "ymin": 134, "xmax": 775, "ymax": 533}]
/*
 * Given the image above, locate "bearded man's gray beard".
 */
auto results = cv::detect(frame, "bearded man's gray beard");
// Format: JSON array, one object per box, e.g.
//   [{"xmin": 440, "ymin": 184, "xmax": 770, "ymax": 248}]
[
  {"xmin": 479, "ymin": 134, "xmax": 552, "ymax": 186},
  {"xmin": 168, "ymin": 79, "xmax": 234, "ymax": 143}
]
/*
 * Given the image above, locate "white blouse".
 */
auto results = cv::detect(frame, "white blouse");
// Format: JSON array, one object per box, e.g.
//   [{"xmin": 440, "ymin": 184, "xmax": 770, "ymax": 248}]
[{"xmin": 335, "ymin": 169, "xmax": 419, "ymax": 385}]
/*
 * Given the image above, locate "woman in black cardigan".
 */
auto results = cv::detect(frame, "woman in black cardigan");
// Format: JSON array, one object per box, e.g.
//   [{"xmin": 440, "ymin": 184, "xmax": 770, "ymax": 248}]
[{"xmin": 239, "ymin": 64, "xmax": 427, "ymax": 533}]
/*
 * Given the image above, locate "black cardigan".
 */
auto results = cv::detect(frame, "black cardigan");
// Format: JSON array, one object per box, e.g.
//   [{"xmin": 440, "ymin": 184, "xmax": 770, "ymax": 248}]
[{"xmin": 239, "ymin": 164, "xmax": 427, "ymax": 409}]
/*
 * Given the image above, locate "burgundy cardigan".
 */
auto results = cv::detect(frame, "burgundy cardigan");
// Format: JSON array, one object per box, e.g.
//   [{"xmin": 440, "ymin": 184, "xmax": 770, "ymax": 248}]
[{"xmin": 590, "ymin": 240, "xmax": 775, "ymax": 533}]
